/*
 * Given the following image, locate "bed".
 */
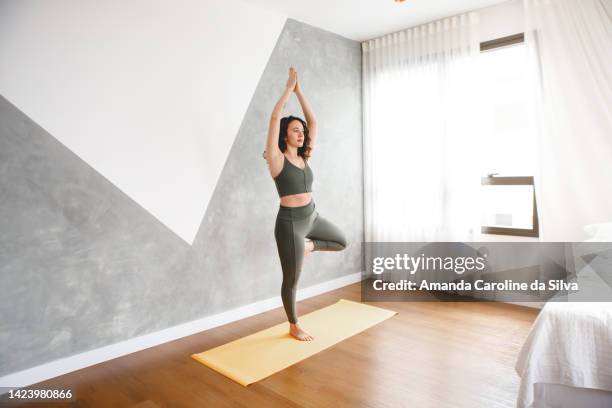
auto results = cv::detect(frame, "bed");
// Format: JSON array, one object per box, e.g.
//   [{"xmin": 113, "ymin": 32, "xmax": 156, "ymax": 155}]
[{"xmin": 515, "ymin": 301, "xmax": 612, "ymax": 408}]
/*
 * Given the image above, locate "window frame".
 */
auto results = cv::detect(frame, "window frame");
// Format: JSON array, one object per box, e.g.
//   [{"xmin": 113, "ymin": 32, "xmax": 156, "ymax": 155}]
[
  {"xmin": 480, "ymin": 33, "xmax": 524, "ymax": 52},
  {"xmin": 478, "ymin": 33, "xmax": 539, "ymax": 238}
]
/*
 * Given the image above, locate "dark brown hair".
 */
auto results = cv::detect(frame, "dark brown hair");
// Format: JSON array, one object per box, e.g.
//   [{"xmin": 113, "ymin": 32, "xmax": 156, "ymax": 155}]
[
  {"xmin": 279, "ymin": 115, "xmax": 311, "ymax": 160},
  {"xmin": 262, "ymin": 115, "xmax": 311, "ymax": 160}
]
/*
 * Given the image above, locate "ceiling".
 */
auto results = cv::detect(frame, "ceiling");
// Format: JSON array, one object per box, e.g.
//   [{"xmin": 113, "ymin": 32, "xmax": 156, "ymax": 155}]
[{"xmin": 249, "ymin": 0, "xmax": 511, "ymax": 42}]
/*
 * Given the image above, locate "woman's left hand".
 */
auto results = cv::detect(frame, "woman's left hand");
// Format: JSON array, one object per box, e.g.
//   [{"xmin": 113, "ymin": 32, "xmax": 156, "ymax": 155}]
[{"xmin": 294, "ymin": 70, "xmax": 302, "ymax": 94}]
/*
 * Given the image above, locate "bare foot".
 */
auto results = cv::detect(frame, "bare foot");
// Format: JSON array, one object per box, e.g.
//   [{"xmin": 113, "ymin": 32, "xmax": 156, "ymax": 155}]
[
  {"xmin": 289, "ymin": 323, "xmax": 315, "ymax": 341},
  {"xmin": 303, "ymin": 239, "xmax": 314, "ymax": 257}
]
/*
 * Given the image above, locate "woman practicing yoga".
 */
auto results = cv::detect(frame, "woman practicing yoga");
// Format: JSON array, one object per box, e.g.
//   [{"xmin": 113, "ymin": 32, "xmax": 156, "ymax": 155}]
[{"xmin": 264, "ymin": 67, "xmax": 348, "ymax": 341}]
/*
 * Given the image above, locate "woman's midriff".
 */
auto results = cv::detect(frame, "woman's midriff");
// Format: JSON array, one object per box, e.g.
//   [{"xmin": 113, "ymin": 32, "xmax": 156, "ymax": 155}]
[{"xmin": 279, "ymin": 192, "xmax": 312, "ymax": 207}]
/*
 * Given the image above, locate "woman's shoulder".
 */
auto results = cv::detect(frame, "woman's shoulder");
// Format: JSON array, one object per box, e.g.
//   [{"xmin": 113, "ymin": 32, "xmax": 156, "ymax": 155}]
[
  {"xmin": 264, "ymin": 150, "xmax": 285, "ymax": 162},
  {"xmin": 267, "ymin": 152, "xmax": 285, "ymax": 179}
]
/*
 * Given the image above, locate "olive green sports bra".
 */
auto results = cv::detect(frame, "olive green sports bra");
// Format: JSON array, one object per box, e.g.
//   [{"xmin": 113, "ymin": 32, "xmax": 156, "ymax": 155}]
[{"xmin": 273, "ymin": 155, "xmax": 313, "ymax": 197}]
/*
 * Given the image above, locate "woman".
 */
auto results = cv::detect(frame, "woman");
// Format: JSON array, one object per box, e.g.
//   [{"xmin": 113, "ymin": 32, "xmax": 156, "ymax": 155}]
[{"xmin": 264, "ymin": 67, "xmax": 348, "ymax": 341}]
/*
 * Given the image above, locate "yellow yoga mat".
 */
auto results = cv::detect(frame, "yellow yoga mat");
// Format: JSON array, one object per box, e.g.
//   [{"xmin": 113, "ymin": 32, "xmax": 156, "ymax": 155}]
[{"xmin": 191, "ymin": 298, "xmax": 397, "ymax": 386}]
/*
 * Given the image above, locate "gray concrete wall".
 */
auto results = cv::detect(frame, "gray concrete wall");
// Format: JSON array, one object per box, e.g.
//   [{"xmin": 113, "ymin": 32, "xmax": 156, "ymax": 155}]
[{"xmin": 0, "ymin": 18, "xmax": 362, "ymax": 376}]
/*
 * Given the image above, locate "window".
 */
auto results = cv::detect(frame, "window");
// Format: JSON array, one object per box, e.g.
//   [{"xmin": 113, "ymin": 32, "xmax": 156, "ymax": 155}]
[
  {"xmin": 481, "ymin": 175, "xmax": 539, "ymax": 237},
  {"xmin": 478, "ymin": 33, "xmax": 539, "ymax": 237}
]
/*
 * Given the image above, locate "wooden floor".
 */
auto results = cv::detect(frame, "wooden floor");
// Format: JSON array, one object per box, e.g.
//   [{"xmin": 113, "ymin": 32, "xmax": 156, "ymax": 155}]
[{"xmin": 9, "ymin": 283, "xmax": 538, "ymax": 408}]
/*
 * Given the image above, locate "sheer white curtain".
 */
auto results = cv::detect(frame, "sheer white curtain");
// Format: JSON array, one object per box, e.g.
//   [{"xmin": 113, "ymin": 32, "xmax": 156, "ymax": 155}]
[
  {"xmin": 362, "ymin": 12, "xmax": 482, "ymax": 242},
  {"xmin": 525, "ymin": 0, "xmax": 612, "ymax": 241}
]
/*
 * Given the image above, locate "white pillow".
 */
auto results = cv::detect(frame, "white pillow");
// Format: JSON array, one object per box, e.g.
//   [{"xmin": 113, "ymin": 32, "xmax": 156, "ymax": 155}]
[{"xmin": 583, "ymin": 222, "xmax": 612, "ymax": 241}]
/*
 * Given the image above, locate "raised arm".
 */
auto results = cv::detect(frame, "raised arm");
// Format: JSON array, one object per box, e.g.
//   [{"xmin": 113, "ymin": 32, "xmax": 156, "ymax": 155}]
[
  {"xmin": 294, "ymin": 72, "xmax": 318, "ymax": 154},
  {"xmin": 265, "ymin": 67, "xmax": 297, "ymax": 177}
]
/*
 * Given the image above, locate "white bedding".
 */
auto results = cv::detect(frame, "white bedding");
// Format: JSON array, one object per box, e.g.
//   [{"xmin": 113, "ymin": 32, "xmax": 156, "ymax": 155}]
[{"xmin": 515, "ymin": 302, "xmax": 612, "ymax": 408}]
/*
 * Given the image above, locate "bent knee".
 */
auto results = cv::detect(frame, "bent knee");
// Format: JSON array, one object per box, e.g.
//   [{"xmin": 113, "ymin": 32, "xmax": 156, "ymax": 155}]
[{"xmin": 337, "ymin": 234, "xmax": 348, "ymax": 250}]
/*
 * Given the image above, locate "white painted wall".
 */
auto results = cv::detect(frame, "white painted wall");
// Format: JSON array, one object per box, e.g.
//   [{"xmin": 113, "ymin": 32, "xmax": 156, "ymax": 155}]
[
  {"xmin": 0, "ymin": 0, "xmax": 286, "ymax": 244},
  {"xmin": 478, "ymin": 0, "xmax": 524, "ymax": 42}
]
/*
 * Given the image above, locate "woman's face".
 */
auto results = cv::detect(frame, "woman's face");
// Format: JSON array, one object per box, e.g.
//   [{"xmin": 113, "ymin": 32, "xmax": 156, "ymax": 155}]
[{"xmin": 285, "ymin": 119, "xmax": 305, "ymax": 148}]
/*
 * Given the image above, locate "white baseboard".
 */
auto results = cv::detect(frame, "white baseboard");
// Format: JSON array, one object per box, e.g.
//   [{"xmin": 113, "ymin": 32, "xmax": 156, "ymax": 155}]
[{"xmin": 0, "ymin": 272, "xmax": 363, "ymax": 392}]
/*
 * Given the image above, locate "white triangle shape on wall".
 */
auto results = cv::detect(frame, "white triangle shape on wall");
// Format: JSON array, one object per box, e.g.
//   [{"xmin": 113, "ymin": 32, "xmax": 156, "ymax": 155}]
[{"xmin": 0, "ymin": 0, "xmax": 286, "ymax": 244}]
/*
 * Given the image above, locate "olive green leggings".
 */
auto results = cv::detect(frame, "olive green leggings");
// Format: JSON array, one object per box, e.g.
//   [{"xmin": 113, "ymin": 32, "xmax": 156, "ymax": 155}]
[{"xmin": 274, "ymin": 200, "xmax": 348, "ymax": 323}]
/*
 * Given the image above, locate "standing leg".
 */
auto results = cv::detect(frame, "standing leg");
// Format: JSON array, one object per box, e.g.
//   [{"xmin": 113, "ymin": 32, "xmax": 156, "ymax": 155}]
[
  {"xmin": 275, "ymin": 213, "xmax": 315, "ymax": 341},
  {"xmin": 307, "ymin": 213, "xmax": 348, "ymax": 252},
  {"xmin": 274, "ymin": 217, "xmax": 304, "ymax": 324}
]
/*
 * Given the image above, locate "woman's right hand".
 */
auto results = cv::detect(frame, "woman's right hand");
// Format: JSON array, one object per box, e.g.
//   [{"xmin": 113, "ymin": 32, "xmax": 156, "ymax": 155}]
[{"xmin": 286, "ymin": 66, "xmax": 297, "ymax": 91}]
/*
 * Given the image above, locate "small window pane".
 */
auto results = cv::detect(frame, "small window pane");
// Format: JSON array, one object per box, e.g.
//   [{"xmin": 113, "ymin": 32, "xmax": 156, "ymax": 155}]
[
  {"xmin": 478, "ymin": 42, "xmax": 537, "ymax": 177},
  {"xmin": 481, "ymin": 185, "xmax": 534, "ymax": 229}
]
